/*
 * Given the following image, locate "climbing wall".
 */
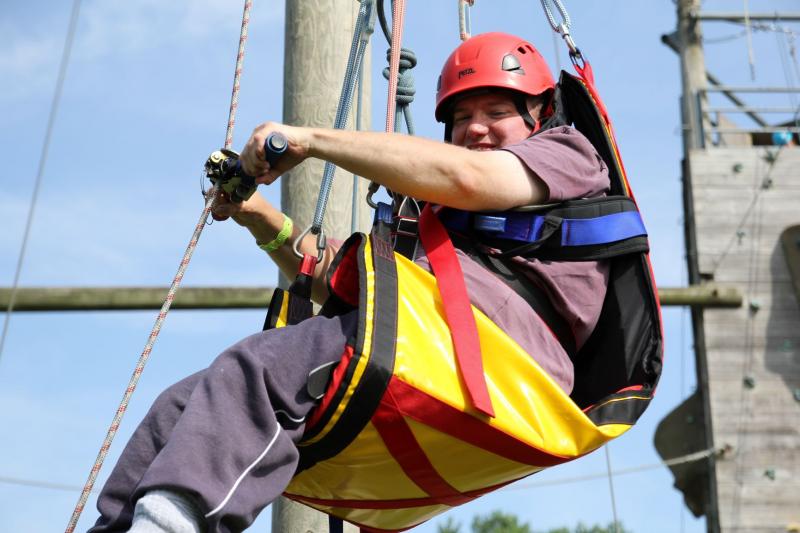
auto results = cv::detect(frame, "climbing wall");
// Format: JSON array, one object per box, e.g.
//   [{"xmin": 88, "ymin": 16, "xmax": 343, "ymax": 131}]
[{"xmin": 688, "ymin": 145, "xmax": 800, "ymax": 531}]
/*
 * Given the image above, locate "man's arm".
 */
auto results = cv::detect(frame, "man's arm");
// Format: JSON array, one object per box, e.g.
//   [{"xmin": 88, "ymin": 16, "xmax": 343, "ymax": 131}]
[
  {"xmin": 213, "ymin": 191, "xmax": 339, "ymax": 304},
  {"xmin": 240, "ymin": 123, "xmax": 548, "ymax": 211}
]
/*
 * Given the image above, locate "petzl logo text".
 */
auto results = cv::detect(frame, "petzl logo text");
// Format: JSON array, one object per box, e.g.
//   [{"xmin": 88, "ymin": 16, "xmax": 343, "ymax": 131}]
[{"xmin": 458, "ymin": 68, "xmax": 476, "ymax": 79}]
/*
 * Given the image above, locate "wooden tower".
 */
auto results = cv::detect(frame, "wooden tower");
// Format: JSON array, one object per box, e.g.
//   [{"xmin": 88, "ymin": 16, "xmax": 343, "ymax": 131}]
[{"xmin": 656, "ymin": 2, "xmax": 800, "ymax": 532}]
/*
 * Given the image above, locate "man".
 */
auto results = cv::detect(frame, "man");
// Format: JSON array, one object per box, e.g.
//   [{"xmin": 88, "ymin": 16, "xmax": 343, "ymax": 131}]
[{"xmin": 91, "ymin": 32, "xmax": 609, "ymax": 533}]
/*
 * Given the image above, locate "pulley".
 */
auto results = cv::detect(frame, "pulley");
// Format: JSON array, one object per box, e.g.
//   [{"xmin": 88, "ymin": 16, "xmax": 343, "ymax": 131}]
[{"xmin": 204, "ymin": 132, "xmax": 288, "ymax": 203}]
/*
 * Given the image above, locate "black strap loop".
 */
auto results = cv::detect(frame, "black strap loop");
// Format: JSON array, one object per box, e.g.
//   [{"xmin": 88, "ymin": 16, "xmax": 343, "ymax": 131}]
[{"xmin": 495, "ymin": 214, "xmax": 564, "ymax": 259}]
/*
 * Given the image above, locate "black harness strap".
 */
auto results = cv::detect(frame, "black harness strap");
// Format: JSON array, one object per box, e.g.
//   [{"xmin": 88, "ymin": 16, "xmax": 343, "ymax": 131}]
[{"xmin": 448, "ymin": 232, "xmax": 577, "ymax": 360}]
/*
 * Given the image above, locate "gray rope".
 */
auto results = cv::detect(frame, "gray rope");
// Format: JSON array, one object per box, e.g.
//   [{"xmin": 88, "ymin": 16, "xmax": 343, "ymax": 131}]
[
  {"xmin": 351, "ymin": 54, "xmax": 366, "ymax": 235},
  {"xmin": 365, "ymin": 0, "xmax": 416, "ymax": 207},
  {"xmin": 310, "ymin": 0, "xmax": 376, "ymax": 233},
  {"xmin": 539, "ymin": 0, "xmax": 580, "ymax": 57},
  {"xmin": 0, "ymin": 0, "xmax": 82, "ymax": 367},
  {"xmin": 382, "ymin": 47, "xmax": 417, "ymax": 134},
  {"xmin": 539, "ymin": 0, "xmax": 571, "ymax": 31}
]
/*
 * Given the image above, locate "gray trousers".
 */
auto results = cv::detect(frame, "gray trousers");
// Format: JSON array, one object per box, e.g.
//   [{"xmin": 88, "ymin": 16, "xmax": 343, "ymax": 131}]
[{"xmin": 90, "ymin": 311, "xmax": 358, "ymax": 533}]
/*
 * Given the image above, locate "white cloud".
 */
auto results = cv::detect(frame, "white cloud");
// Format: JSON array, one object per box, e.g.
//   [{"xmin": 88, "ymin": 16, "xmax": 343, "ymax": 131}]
[
  {"xmin": 78, "ymin": 0, "xmax": 281, "ymax": 59},
  {"xmin": 0, "ymin": 0, "xmax": 283, "ymax": 100}
]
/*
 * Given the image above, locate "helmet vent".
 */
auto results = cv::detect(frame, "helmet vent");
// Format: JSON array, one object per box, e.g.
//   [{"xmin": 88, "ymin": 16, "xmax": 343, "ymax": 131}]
[{"xmin": 501, "ymin": 54, "xmax": 525, "ymax": 75}]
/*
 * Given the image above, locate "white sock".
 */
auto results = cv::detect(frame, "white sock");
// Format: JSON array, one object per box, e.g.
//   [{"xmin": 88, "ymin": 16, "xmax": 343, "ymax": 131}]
[{"xmin": 128, "ymin": 489, "xmax": 207, "ymax": 533}]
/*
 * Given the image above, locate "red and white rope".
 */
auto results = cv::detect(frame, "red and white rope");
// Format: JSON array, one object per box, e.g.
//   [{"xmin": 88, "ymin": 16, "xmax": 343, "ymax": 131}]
[
  {"xmin": 64, "ymin": 2, "xmax": 253, "ymax": 531},
  {"xmin": 384, "ymin": 0, "xmax": 407, "ymax": 133},
  {"xmin": 225, "ymin": 0, "xmax": 252, "ymax": 149}
]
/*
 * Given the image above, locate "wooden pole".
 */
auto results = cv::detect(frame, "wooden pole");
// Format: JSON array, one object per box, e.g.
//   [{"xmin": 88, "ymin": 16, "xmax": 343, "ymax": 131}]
[
  {"xmin": 678, "ymin": 0, "xmax": 710, "ymax": 151},
  {"xmin": 676, "ymin": 2, "xmax": 718, "ymax": 531},
  {"xmin": 275, "ymin": 0, "xmax": 371, "ymax": 531},
  {"xmin": 0, "ymin": 285, "xmax": 743, "ymax": 311}
]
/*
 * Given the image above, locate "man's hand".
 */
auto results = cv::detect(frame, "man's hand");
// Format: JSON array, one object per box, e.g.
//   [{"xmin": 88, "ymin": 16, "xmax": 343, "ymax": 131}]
[
  {"xmin": 240, "ymin": 121, "xmax": 310, "ymax": 184},
  {"xmin": 212, "ymin": 190, "xmax": 272, "ymax": 230}
]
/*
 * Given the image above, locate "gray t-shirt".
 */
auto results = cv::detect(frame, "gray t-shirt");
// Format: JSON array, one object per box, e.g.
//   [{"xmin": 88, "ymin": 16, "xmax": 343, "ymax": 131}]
[{"xmin": 415, "ymin": 126, "xmax": 610, "ymax": 394}]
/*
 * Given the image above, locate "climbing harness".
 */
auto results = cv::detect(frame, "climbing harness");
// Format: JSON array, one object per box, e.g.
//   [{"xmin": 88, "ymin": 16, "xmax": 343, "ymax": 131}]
[
  {"xmin": 266, "ymin": 9, "xmax": 663, "ymax": 533},
  {"xmin": 64, "ymin": 2, "xmax": 255, "ymax": 531}
]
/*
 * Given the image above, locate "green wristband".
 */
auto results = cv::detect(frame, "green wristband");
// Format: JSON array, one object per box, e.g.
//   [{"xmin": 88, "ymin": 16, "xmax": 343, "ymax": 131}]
[{"xmin": 258, "ymin": 215, "xmax": 293, "ymax": 252}]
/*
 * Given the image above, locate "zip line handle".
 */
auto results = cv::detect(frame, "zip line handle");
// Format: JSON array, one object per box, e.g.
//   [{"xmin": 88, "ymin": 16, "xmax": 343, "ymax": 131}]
[
  {"xmin": 263, "ymin": 131, "xmax": 289, "ymax": 167},
  {"xmin": 204, "ymin": 132, "xmax": 288, "ymax": 205},
  {"xmin": 234, "ymin": 131, "xmax": 288, "ymax": 177}
]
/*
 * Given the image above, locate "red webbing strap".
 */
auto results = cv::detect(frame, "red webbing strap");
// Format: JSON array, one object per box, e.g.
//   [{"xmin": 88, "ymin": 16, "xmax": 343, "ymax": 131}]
[
  {"xmin": 389, "ymin": 378, "xmax": 567, "ymax": 467},
  {"xmin": 372, "ymin": 385, "xmax": 471, "ymax": 505},
  {"xmin": 418, "ymin": 204, "xmax": 494, "ymax": 417},
  {"xmin": 572, "ymin": 59, "xmax": 609, "ymax": 124}
]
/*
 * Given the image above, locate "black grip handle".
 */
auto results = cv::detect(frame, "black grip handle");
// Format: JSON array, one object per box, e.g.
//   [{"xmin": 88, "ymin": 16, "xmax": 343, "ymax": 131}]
[{"xmin": 264, "ymin": 132, "xmax": 288, "ymax": 166}]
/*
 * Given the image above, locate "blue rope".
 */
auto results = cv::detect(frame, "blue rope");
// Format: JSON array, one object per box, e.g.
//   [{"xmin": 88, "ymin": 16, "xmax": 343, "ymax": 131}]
[{"xmin": 310, "ymin": 0, "xmax": 376, "ymax": 233}]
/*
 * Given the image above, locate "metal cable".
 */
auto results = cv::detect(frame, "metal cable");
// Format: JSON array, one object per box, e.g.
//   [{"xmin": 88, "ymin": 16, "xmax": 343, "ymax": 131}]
[
  {"xmin": 775, "ymin": 27, "xmax": 800, "ymax": 128},
  {"xmin": 4, "ymin": 446, "xmax": 727, "ymax": 495},
  {"xmin": 730, "ymin": 151, "xmax": 768, "ymax": 528},
  {"xmin": 710, "ymin": 149, "xmax": 783, "ymax": 275},
  {"xmin": 63, "ymin": 3, "xmax": 253, "ymax": 531},
  {"xmin": 310, "ymin": 0, "xmax": 375, "ymax": 233},
  {"xmin": 504, "ymin": 446, "xmax": 728, "ymax": 491},
  {"xmin": 0, "ymin": 0, "xmax": 82, "ymax": 367},
  {"xmin": 604, "ymin": 445, "xmax": 620, "ymax": 533},
  {"xmin": 743, "ymin": 0, "xmax": 757, "ymax": 80}
]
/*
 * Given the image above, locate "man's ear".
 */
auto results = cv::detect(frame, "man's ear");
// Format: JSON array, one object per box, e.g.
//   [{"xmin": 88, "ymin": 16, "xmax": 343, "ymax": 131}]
[{"xmin": 526, "ymin": 95, "xmax": 546, "ymax": 121}]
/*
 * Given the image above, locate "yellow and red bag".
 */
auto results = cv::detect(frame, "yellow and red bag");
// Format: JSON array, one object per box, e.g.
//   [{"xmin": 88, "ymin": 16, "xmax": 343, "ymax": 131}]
[{"xmin": 266, "ymin": 69, "xmax": 663, "ymax": 532}]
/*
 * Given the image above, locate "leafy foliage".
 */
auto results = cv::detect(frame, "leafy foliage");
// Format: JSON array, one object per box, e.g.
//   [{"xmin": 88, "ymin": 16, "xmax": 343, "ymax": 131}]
[
  {"xmin": 437, "ymin": 516, "xmax": 462, "ymax": 533},
  {"xmin": 435, "ymin": 510, "xmax": 631, "ymax": 533},
  {"xmin": 472, "ymin": 510, "xmax": 532, "ymax": 533}
]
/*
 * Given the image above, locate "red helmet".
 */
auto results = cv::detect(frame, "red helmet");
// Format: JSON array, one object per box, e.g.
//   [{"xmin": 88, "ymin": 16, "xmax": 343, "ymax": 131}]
[{"xmin": 435, "ymin": 32, "xmax": 556, "ymax": 123}]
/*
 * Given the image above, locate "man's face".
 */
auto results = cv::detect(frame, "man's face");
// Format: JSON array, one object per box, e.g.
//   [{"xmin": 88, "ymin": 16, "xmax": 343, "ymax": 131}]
[{"xmin": 450, "ymin": 92, "xmax": 532, "ymax": 150}]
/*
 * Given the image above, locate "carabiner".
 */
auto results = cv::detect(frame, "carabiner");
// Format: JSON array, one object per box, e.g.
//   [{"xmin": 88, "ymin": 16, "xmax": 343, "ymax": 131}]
[
  {"xmin": 539, "ymin": 0, "xmax": 581, "ymax": 58},
  {"xmin": 459, "ymin": 0, "xmax": 475, "ymax": 41},
  {"xmin": 292, "ymin": 225, "xmax": 327, "ymax": 263}
]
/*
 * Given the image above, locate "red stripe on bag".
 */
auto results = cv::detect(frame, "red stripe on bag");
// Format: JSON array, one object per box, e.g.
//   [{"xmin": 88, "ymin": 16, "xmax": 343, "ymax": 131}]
[
  {"xmin": 418, "ymin": 204, "xmax": 494, "ymax": 417},
  {"xmin": 389, "ymin": 378, "xmax": 570, "ymax": 467},
  {"xmin": 372, "ymin": 385, "xmax": 470, "ymax": 504},
  {"xmin": 287, "ymin": 478, "xmax": 511, "ymax": 510}
]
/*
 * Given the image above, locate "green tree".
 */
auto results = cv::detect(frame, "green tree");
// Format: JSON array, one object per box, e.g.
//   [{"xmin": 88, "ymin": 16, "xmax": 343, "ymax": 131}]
[
  {"xmin": 435, "ymin": 510, "xmax": 631, "ymax": 533},
  {"xmin": 542, "ymin": 521, "xmax": 631, "ymax": 533},
  {"xmin": 471, "ymin": 510, "xmax": 532, "ymax": 533},
  {"xmin": 573, "ymin": 521, "xmax": 630, "ymax": 533},
  {"xmin": 437, "ymin": 516, "xmax": 462, "ymax": 533}
]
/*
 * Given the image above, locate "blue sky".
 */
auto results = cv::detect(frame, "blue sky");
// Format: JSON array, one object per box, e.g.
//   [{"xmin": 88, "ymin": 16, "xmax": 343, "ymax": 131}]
[{"xmin": 1, "ymin": 1, "xmax": 798, "ymax": 532}]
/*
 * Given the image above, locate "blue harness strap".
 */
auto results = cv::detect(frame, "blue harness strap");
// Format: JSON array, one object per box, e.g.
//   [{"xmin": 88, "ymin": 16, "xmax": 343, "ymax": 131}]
[
  {"xmin": 441, "ymin": 202, "xmax": 647, "ymax": 248},
  {"xmin": 559, "ymin": 211, "xmax": 646, "ymax": 246}
]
